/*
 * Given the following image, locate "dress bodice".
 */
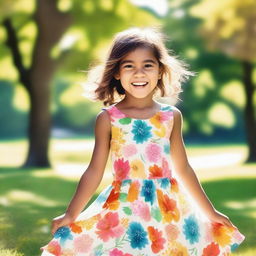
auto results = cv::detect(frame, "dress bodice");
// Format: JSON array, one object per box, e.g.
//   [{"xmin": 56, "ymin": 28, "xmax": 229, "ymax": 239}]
[{"xmin": 102, "ymin": 103, "xmax": 175, "ymax": 181}]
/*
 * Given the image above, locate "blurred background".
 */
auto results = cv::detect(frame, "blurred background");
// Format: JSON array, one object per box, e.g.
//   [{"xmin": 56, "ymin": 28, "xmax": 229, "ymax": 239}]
[{"xmin": 0, "ymin": 0, "xmax": 255, "ymax": 255}]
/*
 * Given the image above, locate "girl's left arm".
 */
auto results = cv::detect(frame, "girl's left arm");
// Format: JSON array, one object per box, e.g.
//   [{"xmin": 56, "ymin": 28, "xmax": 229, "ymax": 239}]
[{"xmin": 169, "ymin": 107, "xmax": 237, "ymax": 228}]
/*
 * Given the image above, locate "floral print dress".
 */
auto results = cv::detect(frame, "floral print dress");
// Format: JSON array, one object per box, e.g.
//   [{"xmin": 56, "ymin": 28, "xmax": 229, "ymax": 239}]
[{"xmin": 40, "ymin": 103, "xmax": 245, "ymax": 256}]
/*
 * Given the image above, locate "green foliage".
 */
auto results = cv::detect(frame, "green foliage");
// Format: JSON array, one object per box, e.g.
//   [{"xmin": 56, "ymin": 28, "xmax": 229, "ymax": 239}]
[
  {"xmin": 0, "ymin": 80, "xmax": 27, "ymax": 138},
  {"xmin": 0, "ymin": 249, "xmax": 24, "ymax": 256}
]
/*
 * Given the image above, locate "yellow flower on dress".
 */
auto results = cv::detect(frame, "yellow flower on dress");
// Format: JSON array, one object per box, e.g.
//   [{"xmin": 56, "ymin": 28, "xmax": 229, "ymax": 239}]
[
  {"xmin": 150, "ymin": 113, "xmax": 162, "ymax": 128},
  {"xmin": 177, "ymin": 193, "xmax": 190, "ymax": 216},
  {"xmin": 121, "ymin": 217, "xmax": 129, "ymax": 228},
  {"xmin": 160, "ymin": 241, "xmax": 189, "ymax": 256},
  {"xmin": 154, "ymin": 125, "xmax": 166, "ymax": 138},
  {"xmin": 61, "ymin": 249, "xmax": 75, "ymax": 256},
  {"xmin": 76, "ymin": 215, "xmax": 100, "ymax": 230},
  {"xmin": 130, "ymin": 159, "xmax": 146, "ymax": 178},
  {"xmin": 212, "ymin": 222, "xmax": 233, "ymax": 247},
  {"xmin": 111, "ymin": 126, "xmax": 125, "ymax": 156}
]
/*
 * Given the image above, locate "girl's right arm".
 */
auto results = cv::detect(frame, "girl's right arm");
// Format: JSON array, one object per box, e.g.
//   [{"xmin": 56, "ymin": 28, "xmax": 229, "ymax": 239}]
[{"xmin": 51, "ymin": 110, "xmax": 111, "ymax": 235}]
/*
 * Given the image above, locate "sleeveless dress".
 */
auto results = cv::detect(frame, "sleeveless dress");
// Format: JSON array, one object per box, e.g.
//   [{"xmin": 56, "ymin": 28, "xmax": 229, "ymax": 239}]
[{"xmin": 40, "ymin": 103, "xmax": 245, "ymax": 256}]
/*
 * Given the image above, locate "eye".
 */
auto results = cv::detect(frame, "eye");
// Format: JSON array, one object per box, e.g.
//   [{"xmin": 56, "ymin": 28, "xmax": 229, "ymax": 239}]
[
  {"xmin": 123, "ymin": 64, "xmax": 133, "ymax": 69},
  {"xmin": 145, "ymin": 64, "xmax": 153, "ymax": 68}
]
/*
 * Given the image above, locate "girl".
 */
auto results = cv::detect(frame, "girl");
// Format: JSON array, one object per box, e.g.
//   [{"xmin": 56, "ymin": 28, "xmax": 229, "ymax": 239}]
[{"xmin": 41, "ymin": 27, "xmax": 245, "ymax": 255}]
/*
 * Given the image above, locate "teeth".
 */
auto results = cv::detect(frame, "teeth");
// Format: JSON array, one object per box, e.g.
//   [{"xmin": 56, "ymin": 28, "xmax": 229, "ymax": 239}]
[{"xmin": 132, "ymin": 82, "xmax": 148, "ymax": 86}]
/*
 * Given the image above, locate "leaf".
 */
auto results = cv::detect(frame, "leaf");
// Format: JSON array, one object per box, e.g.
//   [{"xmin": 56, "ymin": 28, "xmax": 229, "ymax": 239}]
[
  {"xmin": 119, "ymin": 193, "xmax": 128, "ymax": 202},
  {"xmin": 123, "ymin": 206, "xmax": 132, "ymax": 215},
  {"xmin": 119, "ymin": 118, "xmax": 132, "ymax": 124}
]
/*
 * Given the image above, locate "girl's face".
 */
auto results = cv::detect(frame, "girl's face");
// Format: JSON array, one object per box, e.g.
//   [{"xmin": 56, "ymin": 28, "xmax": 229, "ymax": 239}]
[{"xmin": 115, "ymin": 47, "xmax": 162, "ymax": 99}]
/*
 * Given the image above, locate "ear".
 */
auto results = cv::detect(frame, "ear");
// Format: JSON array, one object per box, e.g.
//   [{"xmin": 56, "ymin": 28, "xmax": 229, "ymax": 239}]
[{"xmin": 114, "ymin": 72, "xmax": 120, "ymax": 80}]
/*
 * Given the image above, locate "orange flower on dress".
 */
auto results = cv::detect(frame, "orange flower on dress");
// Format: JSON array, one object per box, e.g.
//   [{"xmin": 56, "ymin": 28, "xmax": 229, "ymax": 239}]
[
  {"xmin": 127, "ymin": 180, "xmax": 140, "ymax": 202},
  {"xmin": 69, "ymin": 222, "xmax": 82, "ymax": 234},
  {"xmin": 202, "ymin": 242, "xmax": 220, "ymax": 256},
  {"xmin": 170, "ymin": 178, "xmax": 179, "ymax": 193},
  {"xmin": 149, "ymin": 164, "xmax": 163, "ymax": 178},
  {"xmin": 147, "ymin": 226, "xmax": 166, "ymax": 253},
  {"xmin": 211, "ymin": 222, "xmax": 234, "ymax": 247},
  {"xmin": 45, "ymin": 241, "xmax": 61, "ymax": 256},
  {"xmin": 76, "ymin": 215, "xmax": 100, "ymax": 230},
  {"xmin": 157, "ymin": 189, "xmax": 180, "ymax": 223},
  {"xmin": 103, "ymin": 188, "xmax": 120, "ymax": 210},
  {"xmin": 96, "ymin": 212, "xmax": 124, "ymax": 242},
  {"xmin": 150, "ymin": 112, "xmax": 163, "ymax": 128}
]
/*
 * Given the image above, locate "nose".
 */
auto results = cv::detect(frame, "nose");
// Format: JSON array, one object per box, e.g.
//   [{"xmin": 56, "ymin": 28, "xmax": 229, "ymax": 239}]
[{"xmin": 134, "ymin": 67, "xmax": 145, "ymax": 77}]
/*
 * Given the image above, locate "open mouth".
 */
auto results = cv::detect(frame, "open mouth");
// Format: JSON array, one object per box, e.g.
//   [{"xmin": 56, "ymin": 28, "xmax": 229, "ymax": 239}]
[{"xmin": 131, "ymin": 82, "xmax": 148, "ymax": 87}]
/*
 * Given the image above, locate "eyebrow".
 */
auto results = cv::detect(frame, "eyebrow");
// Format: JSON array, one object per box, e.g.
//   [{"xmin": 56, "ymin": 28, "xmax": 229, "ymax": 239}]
[{"xmin": 120, "ymin": 59, "xmax": 157, "ymax": 65}]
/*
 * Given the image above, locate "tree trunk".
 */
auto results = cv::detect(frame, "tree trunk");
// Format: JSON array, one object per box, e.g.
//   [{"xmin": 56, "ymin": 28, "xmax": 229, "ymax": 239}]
[
  {"xmin": 22, "ymin": 0, "xmax": 72, "ymax": 167},
  {"xmin": 242, "ymin": 60, "xmax": 256, "ymax": 162}
]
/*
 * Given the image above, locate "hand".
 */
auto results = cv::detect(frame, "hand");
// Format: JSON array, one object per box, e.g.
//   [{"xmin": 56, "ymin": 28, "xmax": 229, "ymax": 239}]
[
  {"xmin": 207, "ymin": 209, "xmax": 237, "ymax": 229},
  {"xmin": 51, "ymin": 213, "xmax": 75, "ymax": 235}
]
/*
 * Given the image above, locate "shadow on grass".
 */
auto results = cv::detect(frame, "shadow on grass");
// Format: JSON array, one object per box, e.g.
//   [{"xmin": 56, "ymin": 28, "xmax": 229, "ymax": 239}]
[{"xmin": 0, "ymin": 167, "xmax": 255, "ymax": 255}]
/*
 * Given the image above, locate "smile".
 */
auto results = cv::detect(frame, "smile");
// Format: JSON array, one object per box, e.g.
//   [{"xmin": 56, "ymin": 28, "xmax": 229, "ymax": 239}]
[{"xmin": 131, "ymin": 82, "xmax": 148, "ymax": 87}]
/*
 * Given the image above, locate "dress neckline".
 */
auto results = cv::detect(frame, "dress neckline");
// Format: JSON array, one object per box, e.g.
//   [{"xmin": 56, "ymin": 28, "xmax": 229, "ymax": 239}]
[{"xmin": 113, "ymin": 103, "xmax": 163, "ymax": 120}]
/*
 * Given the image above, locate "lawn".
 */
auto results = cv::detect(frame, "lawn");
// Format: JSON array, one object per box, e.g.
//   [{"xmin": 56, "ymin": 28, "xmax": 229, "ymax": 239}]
[{"xmin": 0, "ymin": 139, "xmax": 255, "ymax": 256}]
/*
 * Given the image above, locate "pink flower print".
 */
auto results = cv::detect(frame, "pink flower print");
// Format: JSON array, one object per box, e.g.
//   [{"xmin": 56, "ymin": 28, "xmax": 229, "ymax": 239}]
[
  {"xmin": 109, "ymin": 248, "xmax": 133, "ymax": 256},
  {"xmin": 131, "ymin": 200, "xmax": 151, "ymax": 221},
  {"xmin": 109, "ymin": 106, "xmax": 126, "ymax": 119},
  {"xmin": 160, "ymin": 110, "xmax": 173, "ymax": 121},
  {"xmin": 162, "ymin": 158, "xmax": 172, "ymax": 178},
  {"xmin": 96, "ymin": 212, "xmax": 124, "ymax": 242},
  {"xmin": 123, "ymin": 144, "xmax": 137, "ymax": 158},
  {"xmin": 165, "ymin": 223, "xmax": 179, "ymax": 241},
  {"xmin": 74, "ymin": 234, "xmax": 93, "ymax": 253},
  {"xmin": 114, "ymin": 158, "xmax": 130, "ymax": 180},
  {"xmin": 145, "ymin": 143, "xmax": 161, "ymax": 163}
]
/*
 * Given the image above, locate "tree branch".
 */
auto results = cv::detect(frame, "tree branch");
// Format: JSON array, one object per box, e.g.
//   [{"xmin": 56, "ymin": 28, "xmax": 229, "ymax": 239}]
[{"xmin": 2, "ymin": 18, "xmax": 31, "ymax": 91}]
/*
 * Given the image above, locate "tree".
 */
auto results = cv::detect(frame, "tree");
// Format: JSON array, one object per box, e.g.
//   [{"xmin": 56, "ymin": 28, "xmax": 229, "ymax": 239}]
[
  {"xmin": 0, "ymin": 0, "xmax": 157, "ymax": 167},
  {"xmin": 190, "ymin": 0, "xmax": 256, "ymax": 162}
]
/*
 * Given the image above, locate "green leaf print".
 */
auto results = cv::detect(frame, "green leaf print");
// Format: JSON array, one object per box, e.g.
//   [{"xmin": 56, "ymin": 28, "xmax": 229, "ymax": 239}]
[
  {"xmin": 151, "ymin": 207, "xmax": 162, "ymax": 222},
  {"xmin": 93, "ymin": 244, "xmax": 104, "ymax": 255},
  {"xmin": 189, "ymin": 247, "xmax": 198, "ymax": 255},
  {"xmin": 119, "ymin": 117, "xmax": 132, "ymax": 124},
  {"xmin": 123, "ymin": 206, "xmax": 132, "ymax": 215},
  {"xmin": 119, "ymin": 193, "xmax": 128, "ymax": 202}
]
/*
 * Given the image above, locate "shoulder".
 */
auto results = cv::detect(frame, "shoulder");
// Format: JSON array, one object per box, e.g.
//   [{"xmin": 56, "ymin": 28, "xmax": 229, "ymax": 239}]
[
  {"xmin": 161, "ymin": 103, "xmax": 182, "ymax": 118},
  {"xmin": 169, "ymin": 105, "xmax": 183, "ymax": 127},
  {"xmin": 95, "ymin": 108, "xmax": 111, "ymax": 132}
]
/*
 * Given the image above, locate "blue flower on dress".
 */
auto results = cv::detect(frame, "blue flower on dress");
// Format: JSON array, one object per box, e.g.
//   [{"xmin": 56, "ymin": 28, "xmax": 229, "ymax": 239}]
[
  {"xmin": 182, "ymin": 215, "xmax": 200, "ymax": 244},
  {"xmin": 127, "ymin": 222, "xmax": 149, "ymax": 249},
  {"xmin": 54, "ymin": 226, "xmax": 73, "ymax": 245},
  {"xmin": 164, "ymin": 143, "xmax": 170, "ymax": 154},
  {"xmin": 131, "ymin": 120, "xmax": 152, "ymax": 144},
  {"xmin": 141, "ymin": 179, "xmax": 156, "ymax": 205},
  {"xmin": 157, "ymin": 177, "xmax": 170, "ymax": 189},
  {"xmin": 231, "ymin": 243, "xmax": 239, "ymax": 252}
]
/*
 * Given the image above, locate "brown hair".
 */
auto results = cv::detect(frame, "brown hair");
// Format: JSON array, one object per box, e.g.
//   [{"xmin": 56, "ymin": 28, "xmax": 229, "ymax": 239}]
[{"xmin": 83, "ymin": 26, "xmax": 196, "ymax": 106}]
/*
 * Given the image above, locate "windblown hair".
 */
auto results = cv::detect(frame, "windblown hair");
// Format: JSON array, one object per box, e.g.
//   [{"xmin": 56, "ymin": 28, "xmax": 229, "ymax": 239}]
[{"xmin": 83, "ymin": 26, "xmax": 196, "ymax": 106}]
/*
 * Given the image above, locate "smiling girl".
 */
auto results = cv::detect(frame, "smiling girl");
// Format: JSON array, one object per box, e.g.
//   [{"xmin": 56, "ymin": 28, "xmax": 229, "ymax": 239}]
[{"xmin": 40, "ymin": 27, "xmax": 245, "ymax": 256}]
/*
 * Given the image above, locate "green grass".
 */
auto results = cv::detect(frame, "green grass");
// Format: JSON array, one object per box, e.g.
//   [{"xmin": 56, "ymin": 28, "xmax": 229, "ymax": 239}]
[{"xmin": 0, "ymin": 139, "xmax": 255, "ymax": 256}]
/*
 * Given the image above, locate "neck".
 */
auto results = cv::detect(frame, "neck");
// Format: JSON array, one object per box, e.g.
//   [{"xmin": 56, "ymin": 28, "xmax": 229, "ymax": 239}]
[{"xmin": 121, "ymin": 94, "xmax": 157, "ymax": 109}]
